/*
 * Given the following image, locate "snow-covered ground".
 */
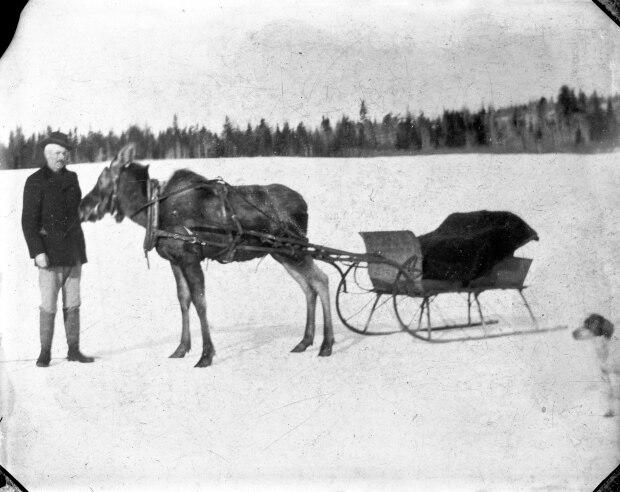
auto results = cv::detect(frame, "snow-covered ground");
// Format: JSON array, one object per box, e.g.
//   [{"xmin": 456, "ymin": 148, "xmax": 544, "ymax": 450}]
[{"xmin": 0, "ymin": 154, "xmax": 618, "ymax": 491}]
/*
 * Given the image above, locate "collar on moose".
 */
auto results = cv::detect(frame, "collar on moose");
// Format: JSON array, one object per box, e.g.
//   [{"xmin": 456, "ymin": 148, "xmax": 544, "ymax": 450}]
[{"xmin": 142, "ymin": 178, "xmax": 161, "ymax": 253}]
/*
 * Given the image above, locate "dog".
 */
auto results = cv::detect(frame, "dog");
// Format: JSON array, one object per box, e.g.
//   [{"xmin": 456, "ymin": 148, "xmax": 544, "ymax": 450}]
[{"xmin": 573, "ymin": 314, "xmax": 619, "ymax": 417}]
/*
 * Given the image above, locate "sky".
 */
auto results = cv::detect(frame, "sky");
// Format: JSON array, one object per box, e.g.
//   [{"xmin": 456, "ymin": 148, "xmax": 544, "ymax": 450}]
[{"xmin": 0, "ymin": 0, "xmax": 618, "ymax": 143}]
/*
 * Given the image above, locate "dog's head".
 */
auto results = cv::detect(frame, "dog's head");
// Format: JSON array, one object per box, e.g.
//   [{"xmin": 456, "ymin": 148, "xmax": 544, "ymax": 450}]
[{"xmin": 572, "ymin": 314, "xmax": 615, "ymax": 340}]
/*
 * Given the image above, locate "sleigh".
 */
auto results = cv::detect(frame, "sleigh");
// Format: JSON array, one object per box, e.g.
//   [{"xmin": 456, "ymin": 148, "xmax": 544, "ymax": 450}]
[{"xmin": 333, "ymin": 230, "xmax": 564, "ymax": 341}]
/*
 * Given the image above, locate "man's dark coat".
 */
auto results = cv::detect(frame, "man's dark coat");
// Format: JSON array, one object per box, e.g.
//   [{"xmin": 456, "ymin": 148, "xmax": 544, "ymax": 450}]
[{"xmin": 21, "ymin": 166, "xmax": 87, "ymax": 266}]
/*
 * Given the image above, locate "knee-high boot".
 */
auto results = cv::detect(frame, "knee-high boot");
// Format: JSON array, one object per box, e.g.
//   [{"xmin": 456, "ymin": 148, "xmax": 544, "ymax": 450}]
[
  {"xmin": 36, "ymin": 308, "xmax": 55, "ymax": 367},
  {"xmin": 63, "ymin": 307, "xmax": 94, "ymax": 363}
]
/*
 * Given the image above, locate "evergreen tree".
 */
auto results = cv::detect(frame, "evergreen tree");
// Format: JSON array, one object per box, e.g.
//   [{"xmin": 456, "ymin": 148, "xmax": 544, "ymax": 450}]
[
  {"xmin": 558, "ymin": 85, "xmax": 578, "ymax": 118},
  {"xmin": 577, "ymin": 90, "xmax": 587, "ymax": 113},
  {"xmin": 296, "ymin": 122, "xmax": 310, "ymax": 156},
  {"xmin": 379, "ymin": 113, "xmax": 398, "ymax": 150},
  {"xmin": 429, "ymin": 119, "xmax": 444, "ymax": 148},
  {"xmin": 243, "ymin": 123, "xmax": 256, "ymax": 156},
  {"xmin": 333, "ymin": 115, "xmax": 356, "ymax": 154},
  {"xmin": 255, "ymin": 118, "xmax": 273, "ymax": 156},
  {"xmin": 319, "ymin": 116, "xmax": 333, "ymax": 155},
  {"xmin": 359, "ymin": 100, "xmax": 368, "ymax": 121},
  {"xmin": 281, "ymin": 122, "xmax": 292, "ymax": 156},
  {"xmin": 575, "ymin": 127, "xmax": 584, "ymax": 146},
  {"xmin": 320, "ymin": 116, "xmax": 332, "ymax": 134},
  {"xmin": 396, "ymin": 112, "xmax": 421, "ymax": 150},
  {"xmin": 443, "ymin": 110, "xmax": 467, "ymax": 147},
  {"xmin": 605, "ymin": 97, "xmax": 618, "ymax": 146},
  {"xmin": 588, "ymin": 92, "xmax": 606, "ymax": 142},
  {"xmin": 472, "ymin": 108, "xmax": 487, "ymax": 146},
  {"xmin": 272, "ymin": 125, "xmax": 282, "ymax": 156},
  {"xmin": 0, "ymin": 143, "xmax": 8, "ymax": 169},
  {"xmin": 537, "ymin": 97, "xmax": 548, "ymax": 118},
  {"xmin": 222, "ymin": 116, "xmax": 235, "ymax": 156}
]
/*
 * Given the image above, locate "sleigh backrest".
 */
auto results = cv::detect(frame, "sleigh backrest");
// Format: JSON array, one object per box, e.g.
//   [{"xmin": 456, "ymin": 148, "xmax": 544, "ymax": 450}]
[{"xmin": 359, "ymin": 230, "xmax": 423, "ymax": 294}]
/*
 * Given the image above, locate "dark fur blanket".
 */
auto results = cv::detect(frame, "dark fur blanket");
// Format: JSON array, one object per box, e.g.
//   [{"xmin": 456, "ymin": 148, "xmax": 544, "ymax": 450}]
[{"xmin": 418, "ymin": 211, "xmax": 539, "ymax": 283}]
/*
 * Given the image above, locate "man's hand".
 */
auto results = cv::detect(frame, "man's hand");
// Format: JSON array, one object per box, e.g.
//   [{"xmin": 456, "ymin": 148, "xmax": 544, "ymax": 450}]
[{"xmin": 34, "ymin": 253, "xmax": 49, "ymax": 268}]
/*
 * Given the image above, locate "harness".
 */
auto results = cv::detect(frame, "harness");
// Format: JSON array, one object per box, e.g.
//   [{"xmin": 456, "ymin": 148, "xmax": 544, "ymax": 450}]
[
  {"xmin": 129, "ymin": 176, "xmax": 302, "ymax": 267},
  {"xmin": 141, "ymin": 178, "xmax": 161, "ymax": 266}
]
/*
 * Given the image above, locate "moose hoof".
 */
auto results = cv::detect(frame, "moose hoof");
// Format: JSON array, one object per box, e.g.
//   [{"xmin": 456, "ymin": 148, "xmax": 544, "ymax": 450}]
[
  {"xmin": 194, "ymin": 353, "xmax": 214, "ymax": 367},
  {"xmin": 169, "ymin": 344, "xmax": 190, "ymax": 358},
  {"xmin": 291, "ymin": 340, "xmax": 312, "ymax": 353},
  {"xmin": 318, "ymin": 341, "xmax": 333, "ymax": 357}
]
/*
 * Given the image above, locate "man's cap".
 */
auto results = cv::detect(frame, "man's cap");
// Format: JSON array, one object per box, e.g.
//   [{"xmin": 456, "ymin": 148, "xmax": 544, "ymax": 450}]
[{"xmin": 41, "ymin": 131, "xmax": 73, "ymax": 151}]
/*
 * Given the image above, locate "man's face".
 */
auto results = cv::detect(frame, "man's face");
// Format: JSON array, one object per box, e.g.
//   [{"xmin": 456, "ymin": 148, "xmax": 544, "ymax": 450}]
[{"xmin": 44, "ymin": 143, "xmax": 70, "ymax": 172}]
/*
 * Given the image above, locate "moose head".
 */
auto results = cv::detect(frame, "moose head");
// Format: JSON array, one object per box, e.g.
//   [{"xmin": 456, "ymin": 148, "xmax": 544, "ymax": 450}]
[{"xmin": 79, "ymin": 143, "xmax": 149, "ymax": 223}]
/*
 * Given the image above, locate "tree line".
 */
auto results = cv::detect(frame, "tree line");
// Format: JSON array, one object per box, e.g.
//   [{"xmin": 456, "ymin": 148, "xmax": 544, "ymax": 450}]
[{"xmin": 1, "ymin": 85, "xmax": 618, "ymax": 169}]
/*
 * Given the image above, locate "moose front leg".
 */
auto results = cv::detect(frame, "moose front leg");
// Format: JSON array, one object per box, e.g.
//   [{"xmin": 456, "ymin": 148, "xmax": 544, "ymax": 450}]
[
  {"xmin": 182, "ymin": 261, "xmax": 216, "ymax": 367},
  {"xmin": 169, "ymin": 262, "xmax": 191, "ymax": 358}
]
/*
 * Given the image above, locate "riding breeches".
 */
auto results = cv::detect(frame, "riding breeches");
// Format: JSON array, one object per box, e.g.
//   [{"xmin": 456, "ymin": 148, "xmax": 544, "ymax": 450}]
[{"xmin": 38, "ymin": 264, "xmax": 82, "ymax": 313}]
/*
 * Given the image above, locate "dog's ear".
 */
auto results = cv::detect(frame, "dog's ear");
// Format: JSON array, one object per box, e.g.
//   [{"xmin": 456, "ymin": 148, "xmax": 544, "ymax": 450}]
[
  {"xmin": 586, "ymin": 314, "xmax": 614, "ymax": 338},
  {"xmin": 601, "ymin": 318, "xmax": 614, "ymax": 339}
]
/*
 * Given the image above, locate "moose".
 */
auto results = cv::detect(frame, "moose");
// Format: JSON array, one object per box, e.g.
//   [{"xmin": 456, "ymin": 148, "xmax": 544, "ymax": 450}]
[{"xmin": 79, "ymin": 144, "xmax": 334, "ymax": 367}]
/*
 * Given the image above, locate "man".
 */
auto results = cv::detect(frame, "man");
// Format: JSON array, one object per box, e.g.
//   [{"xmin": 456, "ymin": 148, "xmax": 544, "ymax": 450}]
[{"xmin": 21, "ymin": 131, "xmax": 93, "ymax": 367}]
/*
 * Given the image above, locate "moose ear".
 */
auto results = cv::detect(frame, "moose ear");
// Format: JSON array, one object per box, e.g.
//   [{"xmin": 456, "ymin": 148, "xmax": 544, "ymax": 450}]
[{"xmin": 113, "ymin": 143, "xmax": 137, "ymax": 168}]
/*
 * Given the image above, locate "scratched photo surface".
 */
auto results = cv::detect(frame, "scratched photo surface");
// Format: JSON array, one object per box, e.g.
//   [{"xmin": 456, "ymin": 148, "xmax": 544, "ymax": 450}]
[{"xmin": 0, "ymin": 1, "xmax": 619, "ymax": 490}]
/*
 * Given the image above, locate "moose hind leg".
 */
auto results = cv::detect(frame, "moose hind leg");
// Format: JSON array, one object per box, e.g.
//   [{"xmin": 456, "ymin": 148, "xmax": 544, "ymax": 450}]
[
  {"xmin": 182, "ymin": 262, "xmax": 216, "ymax": 367},
  {"xmin": 306, "ymin": 259, "xmax": 334, "ymax": 357},
  {"xmin": 276, "ymin": 256, "xmax": 317, "ymax": 353},
  {"xmin": 169, "ymin": 262, "xmax": 191, "ymax": 358}
]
